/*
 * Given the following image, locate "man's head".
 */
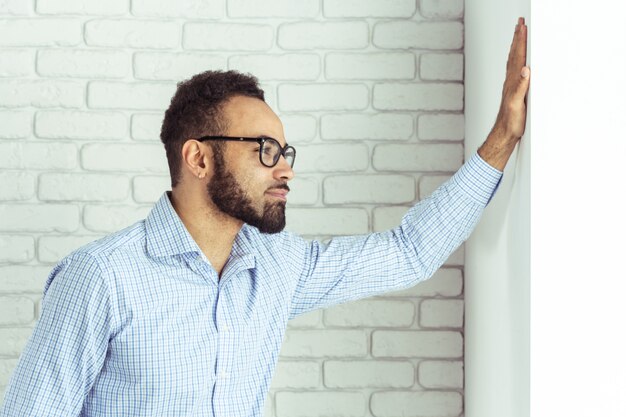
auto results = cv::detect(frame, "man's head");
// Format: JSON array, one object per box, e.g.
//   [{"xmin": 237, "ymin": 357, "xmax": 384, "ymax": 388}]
[{"xmin": 161, "ymin": 70, "xmax": 295, "ymax": 233}]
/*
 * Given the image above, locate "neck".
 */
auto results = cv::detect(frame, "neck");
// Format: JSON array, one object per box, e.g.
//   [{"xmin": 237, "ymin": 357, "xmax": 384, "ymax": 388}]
[{"xmin": 169, "ymin": 188, "xmax": 243, "ymax": 277}]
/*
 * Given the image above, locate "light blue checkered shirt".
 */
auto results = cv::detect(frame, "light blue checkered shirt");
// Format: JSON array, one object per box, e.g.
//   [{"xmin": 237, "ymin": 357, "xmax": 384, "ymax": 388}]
[{"xmin": 1, "ymin": 153, "xmax": 501, "ymax": 417}]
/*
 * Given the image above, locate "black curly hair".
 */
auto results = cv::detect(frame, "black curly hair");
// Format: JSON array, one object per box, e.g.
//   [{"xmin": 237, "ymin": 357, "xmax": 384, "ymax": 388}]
[{"xmin": 160, "ymin": 70, "xmax": 265, "ymax": 187}]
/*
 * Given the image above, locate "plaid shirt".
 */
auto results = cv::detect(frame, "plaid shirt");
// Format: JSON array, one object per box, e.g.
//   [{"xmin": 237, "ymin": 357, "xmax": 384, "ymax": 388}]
[{"xmin": 1, "ymin": 153, "xmax": 501, "ymax": 417}]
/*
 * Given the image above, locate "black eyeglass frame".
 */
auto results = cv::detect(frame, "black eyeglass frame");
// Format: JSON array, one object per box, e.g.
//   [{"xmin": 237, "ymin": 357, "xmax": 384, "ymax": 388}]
[{"xmin": 193, "ymin": 136, "xmax": 296, "ymax": 168}]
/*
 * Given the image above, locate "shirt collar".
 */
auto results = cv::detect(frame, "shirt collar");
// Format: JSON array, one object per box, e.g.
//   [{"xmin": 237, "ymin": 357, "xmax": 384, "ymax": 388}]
[{"xmin": 145, "ymin": 192, "xmax": 204, "ymax": 259}]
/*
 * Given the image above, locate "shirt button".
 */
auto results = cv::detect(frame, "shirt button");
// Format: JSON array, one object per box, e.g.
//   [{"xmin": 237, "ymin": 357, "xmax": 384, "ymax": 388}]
[
  {"xmin": 220, "ymin": 370, "xmax": 229, "ymax": 378},
  {"xmin": 196, "ymin": 254, "xmax": 203, "ymax": 262},
  {"xmin": 223, "ymin": 325, "xmax": 229, "ymax": 332}
]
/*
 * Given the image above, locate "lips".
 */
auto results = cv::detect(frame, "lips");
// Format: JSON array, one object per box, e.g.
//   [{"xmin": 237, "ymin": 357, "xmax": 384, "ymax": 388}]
[
  {"xmin": 265, "ymin": 184, "xmax": 289, "ymax": 201},
  {"xmin": 265, "ymin": 189, "xmax": 288, "ymax": 201}
]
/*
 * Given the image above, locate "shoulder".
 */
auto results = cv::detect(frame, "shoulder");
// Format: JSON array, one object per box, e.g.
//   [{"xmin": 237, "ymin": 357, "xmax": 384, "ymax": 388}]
[{"xmin": 44, "ymin": 220, "xmax": 147, "ymax": 294}]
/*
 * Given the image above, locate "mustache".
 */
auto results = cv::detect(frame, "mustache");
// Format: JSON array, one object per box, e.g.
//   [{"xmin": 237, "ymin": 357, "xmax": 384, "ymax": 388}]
[{"xmin": 268, "ymin": 183, "xmax": 290, "ymax": 192}]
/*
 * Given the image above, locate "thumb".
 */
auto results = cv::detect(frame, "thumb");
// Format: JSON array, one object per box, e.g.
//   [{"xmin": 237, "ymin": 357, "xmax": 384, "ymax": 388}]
[{"xmin": 514, "ymin": 66, "xmax": 530, "ymax": 100}]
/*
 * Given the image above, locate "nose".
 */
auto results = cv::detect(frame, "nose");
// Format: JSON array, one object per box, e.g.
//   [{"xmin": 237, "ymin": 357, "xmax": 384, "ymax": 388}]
[{"xmin": 273, "ymin": 154, "xmax": 295, "ymax": 181}]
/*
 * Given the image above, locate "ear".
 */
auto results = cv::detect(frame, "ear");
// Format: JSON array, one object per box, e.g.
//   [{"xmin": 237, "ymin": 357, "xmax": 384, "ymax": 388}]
[{"xmin": 181, "ymin": 139, "xmax": 212, "ymax": 180}]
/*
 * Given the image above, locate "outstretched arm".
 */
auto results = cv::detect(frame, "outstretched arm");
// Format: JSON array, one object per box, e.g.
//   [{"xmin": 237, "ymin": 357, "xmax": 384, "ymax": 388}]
[{"xmin": 478, "ymin": 17, "xmax": 530, "ymax": 171}]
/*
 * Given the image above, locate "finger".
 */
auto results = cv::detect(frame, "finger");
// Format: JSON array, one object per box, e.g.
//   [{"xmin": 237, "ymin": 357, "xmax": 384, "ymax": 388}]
[{"xmin": 507, "ymin": 19, "xmax": 527, "ymax": 73}]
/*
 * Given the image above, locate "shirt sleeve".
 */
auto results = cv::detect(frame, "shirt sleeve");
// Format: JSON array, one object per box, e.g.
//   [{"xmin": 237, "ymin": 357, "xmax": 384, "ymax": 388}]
[
  {"xmin": 0, "ymin": 252, "xmax": 112, "ymax": 417},
  {"xmin": 288, "ymin": 152, "xmax": 502, "ymax": 319}
]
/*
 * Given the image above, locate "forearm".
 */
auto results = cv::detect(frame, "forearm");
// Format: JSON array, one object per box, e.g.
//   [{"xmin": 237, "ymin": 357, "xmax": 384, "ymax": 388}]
[{"xmin": 478, "ymin": 124, "xmax": 519, "ymax": 171}]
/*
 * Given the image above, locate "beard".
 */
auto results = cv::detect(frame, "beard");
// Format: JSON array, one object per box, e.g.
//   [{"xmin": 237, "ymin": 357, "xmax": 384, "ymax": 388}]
[{"xmin": 207, "ymin": 151, "xmax": 287, "ymax": 234}]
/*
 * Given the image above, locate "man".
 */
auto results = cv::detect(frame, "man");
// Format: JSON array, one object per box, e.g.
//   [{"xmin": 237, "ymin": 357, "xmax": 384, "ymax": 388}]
[{"xmin": 0, "ymin": 18, "xmax": 530, "ymax": 417}]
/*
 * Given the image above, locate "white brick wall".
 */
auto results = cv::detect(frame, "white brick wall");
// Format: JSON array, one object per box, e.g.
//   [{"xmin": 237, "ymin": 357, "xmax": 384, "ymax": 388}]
[{"xmin": 0, "ymin": 2, "xmax": 466, "ymax": 414}]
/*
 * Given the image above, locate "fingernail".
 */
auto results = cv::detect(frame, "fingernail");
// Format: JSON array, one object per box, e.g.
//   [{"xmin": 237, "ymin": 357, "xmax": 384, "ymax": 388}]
[{"xmin": 521, "ymin": 67, "xmax": 530, "ymax": 78}]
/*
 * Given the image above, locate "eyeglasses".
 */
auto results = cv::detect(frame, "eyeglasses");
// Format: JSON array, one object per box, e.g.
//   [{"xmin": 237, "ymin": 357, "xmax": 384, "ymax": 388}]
[{"xmin": 194, "ymin": 136, "xmax": 296, "ymax": 168}]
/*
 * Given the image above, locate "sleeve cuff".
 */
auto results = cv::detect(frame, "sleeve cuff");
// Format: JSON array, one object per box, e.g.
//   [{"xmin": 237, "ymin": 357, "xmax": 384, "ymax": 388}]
[{"xmin": 450, "ymin": 152, "xmax": 503, "ymax": 207}]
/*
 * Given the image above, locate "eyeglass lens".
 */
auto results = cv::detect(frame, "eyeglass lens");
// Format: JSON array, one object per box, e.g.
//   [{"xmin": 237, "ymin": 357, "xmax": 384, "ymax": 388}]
[{"xmin": 262, "ymin": 138, "xmax": 295, "ymax": 168}]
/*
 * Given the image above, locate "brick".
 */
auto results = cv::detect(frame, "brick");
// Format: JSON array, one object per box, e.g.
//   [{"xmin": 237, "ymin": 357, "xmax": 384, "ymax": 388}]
[
  {"xmin": 373, "ymin": 144, "xmax": 463, "ymax": 171},
  {"xmin": 324, "ymin": 0, "xmax": 416, "ymax": 17},
  {"xmin": 418, "ymin": 114, "xmax": 464, "ymax": 141},
  {"xmin": 324, "ymin": 360, "xmax": 414, "ymax": 388},
  {"xmin": 373, "ymin": 206, "xmax": 411, "ymax": 232},
  {"xmin": 419, "ymin": 175, "xmax": 452, "ymax": 199},
  {"xmin": 184, "ymin": 23, "xmax": 273, "ymax": 51},
  {"xmin": 278, "ymin": 84, "xmax": 368, "ymax": 111},
  {"xmin": 326, "ymin": 53, "xmax": 415, "ymax": 80},
  {"xmin": 278, "ymin": 22, "xmax": 368, "ymax": 50},
  {"xmin": 287, "ymin": 310, "xmax": 321, "ymax": 328},
  {"xmin": 324, "ymin": 175, "xmax": 415, "ymax": 204},
  {"xmin": 0, "ymin": 328, "xmax": 33, "ymax": 356},
  {"xmin": 37, "ymin": 0, "xmax": 128, "ymax": 15},
  {"xmin": 82, "ymin": 143, "xmax": 167, "ymax": 173},
  {"xmin": 88, "ymin": 81, "xmax": 176, "ymax": 110},
  {"xmin": 420, "ymin": 53, "xmax": 463, "ymax": 81},
  {"xmin": 0, "ymin": 19, "xmax": 81, "ymax": 46},
  {"xmin": 295, "ymin": 144, "xmax": 369, "ymax": 173},
  {"xmin": 134, "ymin": 52, "xmax": 226, "ymax": 81},
  {"xmin": 275, "ymin": 392, "xmax": 365, "ymax": 417},
  {"xmin": 286, "ymin": 208, "xmax": 368, "ymax": 236},
  {"xmin": 35, "ymin": 111, "xmax": 127, "ymax": 140},
  {"xmin": 37, "ymin": 49, "xmax": 129, "ymax": 78},
  {"xmin": 0, "ymin": 296, "xmax": 35, "ymax": 325},
  {"xmin": 0, "ymin": 171, "xmax": 35, "ymax": 201},
  {"xmin": 420, "ymin": 0, "xmax": 464, "ymax": 19},
  {"xmin": 83, "ymin": 204, "xmax": 151, "ymax": 233},
  {"xmin": 132, "ymin": 0, "xmax": 222, "ymax": 18},
  {"xmin": 0, "ymin": 49, "xmax": 35, "ymax": 77},
  {"xmin": 286, "ymin": 176, "xmax": 318, "ymax": 206},
  {"xmin": 321, "ymin": 113, "xmax": 414, "ymax": 141},
  {"xmin": 0, "ymin": 80, "xmax": 83, "ymax": 108},
  {"xmin": 133, "ymin": 175, "xmax": 170, "ymax": 203},
  {"xmin": 370, "ymin": 391, "xmax": 462, "ymax": 417},
  {"xmin": 373, "ymin": 83, "xmax": 463, "ymax": 111},
  {"xmin": 0, "ymin": 266, "xmax": 50, "ymax": 293},
  {"xmin": 271, "ymin": 361, "xmax": 319, "ymax": 389},
  {"xmin": 85, "ymin": 19, "xmax": 180, "ymax": 49},
  {"xmin": 0, "ymin": 142, "xmax": 78, "ymax": 170},
  {"xmin": 39, "ymin": 173, "xmax": 130, "ymax": 202},
  {"xmin": 374, "ymin": 21, "xmax": 463, "ymax": 49},
  {"xmin": 281, "ymin": 114, "xmax": 317, "ymax": 144},
  {"xmin": 0, "ymin": 236, "xmax": 35, "ymax": 262},
  {"xmin": 0, "ymin": 0, "xmax": 32, "ymax": 15},
  {"xmin": 324, "ymin": 300, "xmax": 415, "ymax": 327},
  {"xmin": 131, "ymin": 113, "xmax": 163, "ymax": 141},
  {"xmin": 38, "ymin": 235, "xmax": 101, "ymax": 263},
  {"xmin": 0, "ymin": 359, "xmax": 19, "ymax": 387},
  {"xmin": 418, "ymin": 360, "xmax": 463, "ymax": 388},
  {"xmin": 420, "ymin": 299, "xmax": 464, "ymax": 328},
  {"xmin": 228, "ymin": 0, "xmax": 318, "ymax": 17},
  {"xmin": 281, "ymin": 330, "xmax": 367, "ymax": 357},
  {"xmin": 229, "ymin": 54, "xmax": 320, "ymax": 81},
  {"xmin": 0, "ymin": 204, "xmax": 79, "ymax": 232},
  {"xmin": 372, "ymin": 330, "xmax": 462, "ymax": 358},
  {"xmin": 0, "ymin": 110, "xmax": 32, "ymax": 138}
]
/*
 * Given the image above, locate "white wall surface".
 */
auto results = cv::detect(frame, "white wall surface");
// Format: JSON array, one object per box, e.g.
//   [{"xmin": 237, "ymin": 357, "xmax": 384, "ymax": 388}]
[
  {"xmin": 466, "ymin": 1, "xmax": 626, "ymax": 416},
  {"xmin": 531, "ymin": 1, "xmax": 626, "ymax": 416},
  {"xmin": 0, "ymin": 1, "xmax": 468, "ymax": 416}
]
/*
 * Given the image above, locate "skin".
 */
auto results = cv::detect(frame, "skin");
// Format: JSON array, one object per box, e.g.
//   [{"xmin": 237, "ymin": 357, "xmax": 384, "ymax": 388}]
[{"xmin": 171, "ymin": 18, "xmax": 530, "ymax": 276}]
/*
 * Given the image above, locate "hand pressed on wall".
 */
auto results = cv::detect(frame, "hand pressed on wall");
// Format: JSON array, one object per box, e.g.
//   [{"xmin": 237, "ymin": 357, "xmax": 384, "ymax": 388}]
[{"xmin": 479, "ymin": 17, "xmax": 530, "ymax": 171}]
